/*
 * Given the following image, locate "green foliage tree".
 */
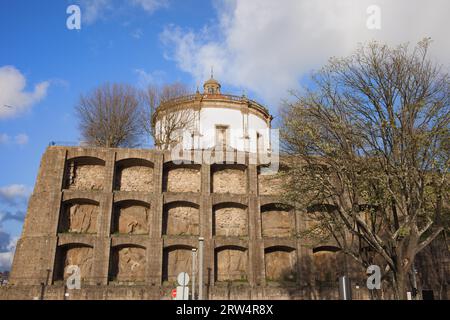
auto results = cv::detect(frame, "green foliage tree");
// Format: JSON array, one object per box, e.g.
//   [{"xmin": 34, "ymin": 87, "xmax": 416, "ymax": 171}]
[{"xmin": 281, "ymin": 39, "xmax": 449, "ymax": 299}]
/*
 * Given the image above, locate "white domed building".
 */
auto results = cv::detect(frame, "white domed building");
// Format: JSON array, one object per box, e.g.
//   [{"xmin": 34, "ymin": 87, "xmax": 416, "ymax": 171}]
[{"xmin": 152, "ymin": 76, "xmax": 273, "ymax": 153}]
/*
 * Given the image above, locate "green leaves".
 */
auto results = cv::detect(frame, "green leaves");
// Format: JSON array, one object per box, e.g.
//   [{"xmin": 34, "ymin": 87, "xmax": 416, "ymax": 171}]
[{"xmin": 280, "ymin": 39, "xmax": 449, "ymax": 296}]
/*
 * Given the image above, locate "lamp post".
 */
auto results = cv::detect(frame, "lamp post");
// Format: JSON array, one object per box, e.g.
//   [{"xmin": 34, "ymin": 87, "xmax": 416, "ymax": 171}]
[
  {"xmin": 192, "ymin": 248, "xmax": 197, "ymax": 300},
  {"xmin": 198, "ymin": 237, "xmax": 204, "ymax": 300},
  {"xmin": 339, "ymin": 254, "xmax": 352, "ymax": 300}
]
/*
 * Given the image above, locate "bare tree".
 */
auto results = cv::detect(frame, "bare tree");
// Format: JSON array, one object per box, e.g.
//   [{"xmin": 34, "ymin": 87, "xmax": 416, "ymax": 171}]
[
  {"xmin": 75, "ymin": 83, "xmax": 142, "ymax": 148},
  {"xmin": 281, "ymin": 39, "xmax": 449, "ymax": 299},
  {"xmin": 140, "ymin": 82, "xmax": 196, "ymax": 150}
]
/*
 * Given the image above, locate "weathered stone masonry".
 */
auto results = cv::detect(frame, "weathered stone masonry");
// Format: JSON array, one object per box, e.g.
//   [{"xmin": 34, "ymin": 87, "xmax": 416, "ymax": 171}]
[{"xmin": 4, "ymin": 146, "xmax": 366, "ymax": 300}]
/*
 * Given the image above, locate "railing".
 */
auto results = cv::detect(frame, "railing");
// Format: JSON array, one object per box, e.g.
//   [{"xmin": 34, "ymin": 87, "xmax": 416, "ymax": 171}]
[
  {"xmin": 48, "ymin": 141, "xmax": 154, "ymax": 148},
  {"xmin": 159, "ymin": 94, "xmax": 198, "ymax": 106},
  {"xmin": 48, "ymin": 141, "xmax": 83, "ymax": 147},
  {"xmin": 159, "ymin": 93, "xmax": 270, "ymax": 115}
]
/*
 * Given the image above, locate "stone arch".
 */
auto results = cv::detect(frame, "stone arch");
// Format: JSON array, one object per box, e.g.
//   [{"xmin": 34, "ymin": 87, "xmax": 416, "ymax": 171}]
[
  {"xmin": 313, "ymin": 246, "xmax": 341, "ymax": 254},
  {"xmin": 261, "ymin": 203, "xmax": 295, "ymax": 238},
  {"xmin": 211, "ymin": 164, "xmax": 247, "ymax": 194},
  {"xmin": 215, "ymin": 245, "xmax": 248, "ymax": 282},
  {"xmin": 112, "ymin": 200, "xmax": 150, "ymax": 235},
  {"xmin": 264, "ymin": 246, "xmax": 297, "ymax": 282},
  {"xmin": 162, "ymin": 245, "xmax": 195, "ymax": 283},
  {"xmin": 312, "ymin": 246, "xmax": 343, "ymax": 285},
  {"xmin": 213, "ymin": 202, "xmax": 248, "ymax": 237},
  {"xmin": 109, "ymin": 245, "xmax": 146, "ymax": 283},
  {"xmin": 64, "ymin": 156, "xmax": 105, "ymax": 190},
  {"xmin": 114, "ymin": 158, "xmax": 154, "ymax": 192},
  {"xmin": 59, "ymin": 199, "xmax": 99, "ymax": 234},
  {"xmin": 163, "ymin": 201, "xmax": 199, "ymax": 236},
  {"xmin": 163, "ymin": 162, "xmax": 201, "ymax": 193},
  {"xmin": 53, "ymin": 243, "xmax": 93, "ymax": 282},
  {"xmin": 307, "ymin": 204, "xmax": 338, "ymax": 213}
]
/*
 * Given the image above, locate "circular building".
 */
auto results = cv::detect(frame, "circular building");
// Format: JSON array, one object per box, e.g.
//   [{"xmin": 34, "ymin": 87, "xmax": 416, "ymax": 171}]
[{"xmin": 152, "ymin": 76, "xmax": 273, "ymax": 152}]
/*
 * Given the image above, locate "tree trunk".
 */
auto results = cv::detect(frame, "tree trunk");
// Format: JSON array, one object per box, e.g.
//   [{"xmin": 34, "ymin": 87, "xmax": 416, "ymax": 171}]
[{"xmin": 395, "ymin": 270, "xmax": 409, "ymax": 300}]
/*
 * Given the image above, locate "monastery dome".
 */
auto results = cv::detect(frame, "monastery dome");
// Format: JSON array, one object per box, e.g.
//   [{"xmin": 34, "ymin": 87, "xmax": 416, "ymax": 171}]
[{"xmin": 153, "ymin": 76, "xmax": 273, "ymax": 152}]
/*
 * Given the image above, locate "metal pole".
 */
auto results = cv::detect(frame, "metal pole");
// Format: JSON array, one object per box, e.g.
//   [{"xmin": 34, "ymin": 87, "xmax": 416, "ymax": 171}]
[
  {"xmin": 198, "ymin": 237, "xmax": 204, "ymax": 300},
  {"xmin": 192, "ymin": 248, "xmax": 197, "ymax": 300},
  {"xmin": 411, "ymin": 265, "xmax": 418, "ymax": 300},
  {"xmin": 339, "ymin": 275, "xmax": 352, "ymax": 300}
]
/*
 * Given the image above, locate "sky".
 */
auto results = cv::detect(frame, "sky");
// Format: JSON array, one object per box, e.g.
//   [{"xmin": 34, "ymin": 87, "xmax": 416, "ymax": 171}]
[{"xmin": 0, "ymin": 0, "xmax": 448, "ymax": 271}]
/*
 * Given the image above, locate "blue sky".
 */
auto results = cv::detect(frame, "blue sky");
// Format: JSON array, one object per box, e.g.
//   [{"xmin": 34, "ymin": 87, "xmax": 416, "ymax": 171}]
[
  {"xmin": 0, "ymin": 0, "xmax": 224, "ymax": 270},
  {"xmin": 0, "ymin": 0, "xmax": 448, "ymax": 270}
]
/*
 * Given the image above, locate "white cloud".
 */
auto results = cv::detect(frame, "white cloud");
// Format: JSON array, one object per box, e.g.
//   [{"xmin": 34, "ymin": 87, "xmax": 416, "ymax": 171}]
[
  {"xmin": 160, "ymin": 0, "xmax": 450, "ymax": 108},
  {"xmin": 0, "ymin": 185, "xmax": 32, "ymax": 206},
  {"xmin": 0, "ymin": 251, "xmax": 14, "ymax": 271},
  {"xmin": 0, "ymin": 236, "xmax": 17, "ymax": 271},
  {"xmin": 134, "ymin": 69, "xmax": 166, "ymax": 87},
  {"xmin": 0, "ymin": 133, "xmax": 29, "ymax": 146},
  {"xmin": 0, "ymin": 134, "xmax": 9, "ymax": 144},
  {"xmin": 0, "ymin": 66, "xmax": 49, "ymax": 119},
  {"xmin": 78, "ymin": 0, "xmax": 168, "ymax": 24},
  {"xmin": 78, "ymin": 0, "xmax": 111, "ymax": 25},
  {"xmin": 0, "ymin": 182, "xmax": 27, "ymax": 271},
  {"xmin": 0, "ymin": 210, "xmax": 26, "ymax": 224},
  {"xmin": 14, "ymin": 134, "xmax": 29, "ymax": 145},
  {"xmin": 131, "ymin": 0, "xmax": 168, "ymax": 13},
  {"xmin": 131, "ymin": 28, "xmax": 144, "ymax": 39}
]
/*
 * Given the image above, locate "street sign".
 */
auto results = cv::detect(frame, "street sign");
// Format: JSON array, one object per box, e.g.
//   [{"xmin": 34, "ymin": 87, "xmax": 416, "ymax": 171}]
[
  {"xmin": 175, "ymin": 272, "xmax": 190, "ymax": 300},
  {"xmin": 177, "ymin": 272, "xmax": 190, "ymax": 286}
]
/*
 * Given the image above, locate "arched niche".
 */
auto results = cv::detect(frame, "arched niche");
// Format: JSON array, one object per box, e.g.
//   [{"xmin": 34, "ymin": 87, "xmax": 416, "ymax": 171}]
[
  {"xmin": 312, "ymin": 246, "xmax": 343, "ymax": 284},
  {"xmin": 257, "ymin": 165, "xmax": 286, "ymax": 195},
  {"xmin": 64, "ymin": 156, "xmax": 106, "ymax": 191},
  {"xmin": 112, "ymin": 200, "xmax": 151, "ymax": 235},
  {"xmin": 211, "ymin": 164, "xmax": 247, "ymax": 194},
  {"xmin": 53, "ymin": 243, "xmax": 93, "ymax": 282},
  {"xmin": 163, "ymin": 162, "xmax": 201, "ymax": 193},
  {"xmin": 162, "ymin": 245, "xmax": 195, "ymax": 283},
  {"xmin": 109, "ymin": 245, "xmax": 146, "ymax": 283},
  {"xmin": 114, "ymin": 158, "xmax": 154, "ymax": 192},
  {"xmin": 264, "ymin": 246, "xmax": 297, "ymax": 282},
  {"xmin": 163, "ymin": 201, "xmax": 200, "ymax": 236},
  {"xmin": 59, "ymin": 199, "xmax": 99, "ymax": 234},
  {"xmin": 213, "ymin": 202, "xmax": 248, "ymax": 237},
  {"xmin": 215, "ymin": 246, "xmax": 248, "ymax": 282},
  {"xmin": 261, "ymin": 203, "xmax": 295, "ymax": 238}
]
